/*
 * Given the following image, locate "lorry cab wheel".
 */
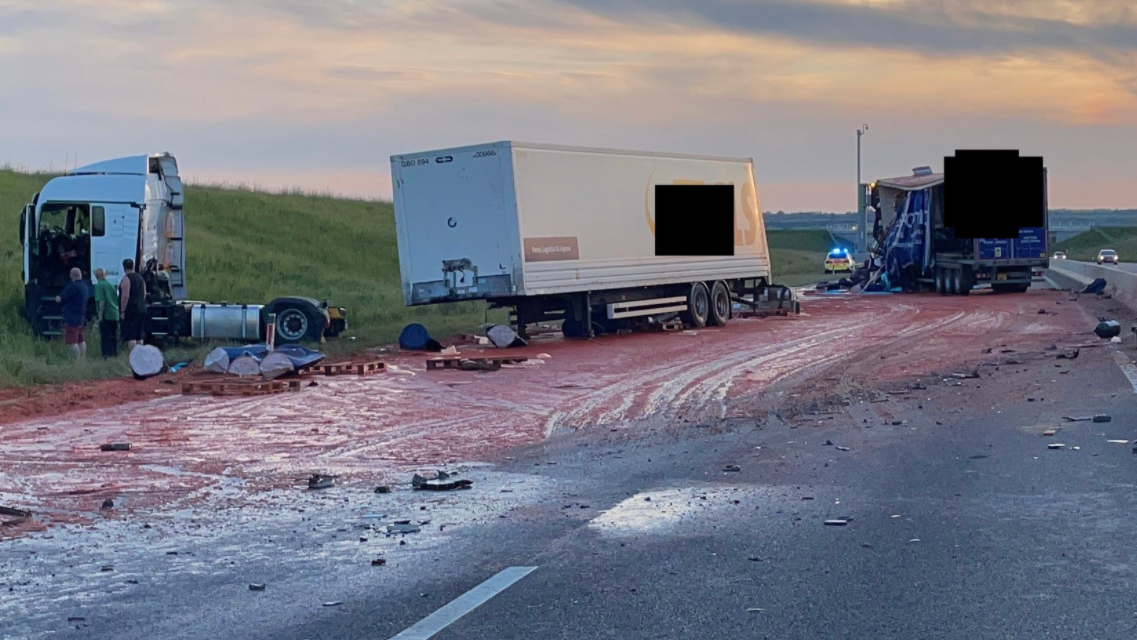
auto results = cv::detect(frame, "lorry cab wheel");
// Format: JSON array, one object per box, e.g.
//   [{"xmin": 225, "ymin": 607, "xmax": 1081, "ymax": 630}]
[
  {"xmin": 683, "ymin": 282, "xmax": 711, "ymax": 328},
  {"xmin": 934, "ymin": 268, "xmax": 944, "ymax": 295},
  {"xmin": 708, "ymin": 281, "xmax": 730, "ymax": 327}
]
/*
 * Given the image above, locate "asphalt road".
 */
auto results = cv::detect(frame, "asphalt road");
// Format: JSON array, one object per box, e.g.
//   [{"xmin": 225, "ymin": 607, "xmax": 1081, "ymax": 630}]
[{"xmin": 5, "ymin": 291, "xmax": 1137, "ymax": 639}]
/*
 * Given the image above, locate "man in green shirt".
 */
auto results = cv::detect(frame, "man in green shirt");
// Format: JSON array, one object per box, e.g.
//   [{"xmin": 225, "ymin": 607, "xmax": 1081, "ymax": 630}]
[{"xmin": 93, "ymin": 268, "xmax": 120, "ymax": 358}]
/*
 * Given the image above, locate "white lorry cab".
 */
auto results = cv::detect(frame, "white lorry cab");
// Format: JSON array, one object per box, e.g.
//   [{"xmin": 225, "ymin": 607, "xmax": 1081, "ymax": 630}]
[{"xmin": 18, "ymin": 153, "xmax": 345, "ymax": 343}]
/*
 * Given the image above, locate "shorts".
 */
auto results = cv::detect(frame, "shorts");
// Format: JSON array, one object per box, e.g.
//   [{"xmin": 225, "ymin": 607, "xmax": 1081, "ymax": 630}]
[
  {"xmin": 122, "ymin": 312, "xmax": 146, "ymax": 342},
  {"xmin": 64, "ymin": 324, "xmax": 85, "ymax": 345}
]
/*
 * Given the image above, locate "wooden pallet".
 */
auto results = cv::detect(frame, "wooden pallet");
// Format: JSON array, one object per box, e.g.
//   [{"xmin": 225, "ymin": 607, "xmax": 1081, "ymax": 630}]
[
  {"xmin": 181, "ymin": 378, "xmax": 302, "ymax": 397},
  {"xmin": 425, "ymin": 356, "xmax": 528, "ymax": 370},
  {"xmin": 300, "ymin": 360, "xmax": 387, "ymax": 376}
]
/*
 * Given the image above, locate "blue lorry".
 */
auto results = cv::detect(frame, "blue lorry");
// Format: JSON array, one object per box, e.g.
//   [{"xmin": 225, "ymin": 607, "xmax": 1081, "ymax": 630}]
[{"xmin": 869, "ymin": 166, "xmax": 1049, "ymax": 295}]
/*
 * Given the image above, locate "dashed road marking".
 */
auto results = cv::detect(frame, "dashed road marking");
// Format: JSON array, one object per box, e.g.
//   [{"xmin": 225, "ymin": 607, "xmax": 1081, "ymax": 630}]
[
  {"xmin": 1109, "ymin": 348, "xmax": 1137, "ymax": 394},
  {"xmin": 388, "ymin": 566, "xmax": 537, "ymax": 639}
]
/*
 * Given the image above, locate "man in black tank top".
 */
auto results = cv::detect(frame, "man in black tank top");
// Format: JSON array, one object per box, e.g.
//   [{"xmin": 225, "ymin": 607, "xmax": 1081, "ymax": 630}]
[{"xmin": 119, "ymin": 258, "xmax": 147, "ymax": 350}]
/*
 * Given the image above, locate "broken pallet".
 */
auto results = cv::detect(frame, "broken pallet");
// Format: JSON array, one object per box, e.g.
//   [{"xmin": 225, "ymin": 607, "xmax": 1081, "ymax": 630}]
[
  {"xmin": 181, "ymin": 378, "xmax": 302, "ymax": 397},
  {"xmin": 301, "ymin": 360, "xmax": 386, "ymax": 377},
  {"xmin": 425, "ymin": 356, "xmax": 528, "ymax": 370}
]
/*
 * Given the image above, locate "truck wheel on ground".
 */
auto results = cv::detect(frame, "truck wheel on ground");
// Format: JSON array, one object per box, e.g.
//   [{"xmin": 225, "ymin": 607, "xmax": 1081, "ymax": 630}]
[
  {"xmin": 708, "ymin": 281, "xmax": 730, "ymax": 327},
  {"xmin": 959, "ymin": 267, "xmax": 974, "ymax": 296},
  {"xmin": 934, "ymin": 268, "xmax": 945, "ymax": 295},
  {"xmin": 682, "ymin": 282, "xmax": 711, "ymax": 328},
  {"xmin": 273, "ymin": 305, "xmax": 321, "ymax": 344},
  {"xmin": 561, "ymin": 316, "xmax": 585, "ymax": 339},
  {"xmin": 951, "ymin": 268, "xmax": 963, "ymax": 295}
]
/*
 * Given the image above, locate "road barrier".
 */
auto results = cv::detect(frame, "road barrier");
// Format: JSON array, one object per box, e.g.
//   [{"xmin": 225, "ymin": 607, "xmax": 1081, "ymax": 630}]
[{"xmin": 1049, "ymin": 261, "xmax": 1137, "ymax": 311}]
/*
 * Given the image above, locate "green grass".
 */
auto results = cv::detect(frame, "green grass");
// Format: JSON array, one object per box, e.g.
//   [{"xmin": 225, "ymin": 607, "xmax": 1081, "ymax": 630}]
[
  {"xmin": 1052, "ymin": 227, "xmax": 1137, "ymax": 262},
  {"xmin": 0, "ymin": 166, "xmax": 834, "ymax": 387}
]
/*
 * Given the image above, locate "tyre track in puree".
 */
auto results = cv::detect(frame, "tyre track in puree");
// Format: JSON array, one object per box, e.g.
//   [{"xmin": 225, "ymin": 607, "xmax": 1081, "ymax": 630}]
[{"xmin": 0, "ymin": 289, "xmax": 1086, "ymax": 536}]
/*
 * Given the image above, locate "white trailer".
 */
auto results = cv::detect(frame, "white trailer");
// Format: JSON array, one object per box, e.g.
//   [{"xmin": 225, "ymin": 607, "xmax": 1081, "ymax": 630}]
[{"xmin": 391, "ymin": 141, "xmax": 794, "ymax": 338}]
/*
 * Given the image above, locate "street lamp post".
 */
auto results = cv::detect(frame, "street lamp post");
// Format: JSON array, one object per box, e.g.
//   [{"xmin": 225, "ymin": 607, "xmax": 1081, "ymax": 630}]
[{"xmin": 857, "ymin": 124, "xmax": 868, "ymax": 253}]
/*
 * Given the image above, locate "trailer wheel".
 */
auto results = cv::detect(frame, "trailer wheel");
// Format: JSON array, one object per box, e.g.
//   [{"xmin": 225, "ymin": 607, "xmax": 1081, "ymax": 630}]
[
  {"xmin": 683, "ymin": 282, "xmax": 711, "ymax": 328},
  {"xmin": 708, "ymin": 281, "xmax": 731, "ymax": 327},
  {"xmin": 934, "ymin": 268, "xmax": 945, "ymax": 295}
]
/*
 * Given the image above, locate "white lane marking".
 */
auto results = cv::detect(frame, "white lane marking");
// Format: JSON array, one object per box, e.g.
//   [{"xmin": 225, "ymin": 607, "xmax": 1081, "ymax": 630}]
[
  {"xmin": 388, "ymin": 566, "xmax": 538, "ymax": 640},
  {"xmin": 1109, "ymin": 348, "xmax": 1137, "ymax": 394}
]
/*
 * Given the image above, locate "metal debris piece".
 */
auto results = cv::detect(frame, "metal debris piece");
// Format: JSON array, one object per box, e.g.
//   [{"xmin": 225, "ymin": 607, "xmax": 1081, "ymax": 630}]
[
  {"xmin": 1093, "ymin": 415, "xmax": 1112, "ymax": 423},
  {"xmin": 99, "ymin": 443, "xmax": 131, "ymax": 452},
  {"xmin": 1062, "ymin": 416, "xmax": 1092, "ymax": 422},
  {"xmin": 387, "ymin": 523, "xmax": 421, "ymax": 534},
  {"xmin": 746, "ymin": 608, "xmax": 765, "ymax": 613},
  {"xmin": 1107, "ymin": 440, "xmax": 1129, "ymax": 444},
  {"xmin": 824, "ymin": 519, "xmax": 848, "ymax": 526},
  {"xmin": 249, "ymin": 583, "xmax": 266, "ymax": 591},
  {"xmin": 1048, "ymin": 443, "xmax": 1065, "ymax": 450},
  {"xmin": 308, "ymin": 474, "xmax": 335, "ymax": 490},
  {"xmin": 0, "ymin": 506, "xmax": 32, "ymax": 526},
  {"xmin": 835, "ymin": 446, "xmax": 850, "ymax": 452},
  {"xmin": 969, "ymin": 454, "xmax": 988, "ymax": 459},
  {"xmin": 723, "ymin": 464, "xmax": 741, "ymax": 473},
  {"xmin": 322, "ymin": 601, "xmax": 343, "ymax": 607},
  {"xmin": 371, "ymin": 558, "xmax": 387, "ymax": 566},
  {"xmin": 100, "ymin": 565, "xmax": 113, "ymax": 572},
  {"xmin": 1042, "ymin": 428, "xmax": 1059, "ymax": 436},
  {"xmin": 374, "ymin": 485, "xmax": 391, "ymax": 494},
  {"xmin": 951, "ymin": 371, "xmax": 980, "ymax": 379}
]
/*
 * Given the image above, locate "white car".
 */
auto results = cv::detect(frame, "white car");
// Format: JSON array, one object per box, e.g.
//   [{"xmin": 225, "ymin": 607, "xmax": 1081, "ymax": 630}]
[
  {"xmin": 1052, "ymin": 251, "xmax": 1066, "ymax": 260},
  {"xmin": 1097, "ymin": 249, "xmax": 1119, "ymax": 265}
]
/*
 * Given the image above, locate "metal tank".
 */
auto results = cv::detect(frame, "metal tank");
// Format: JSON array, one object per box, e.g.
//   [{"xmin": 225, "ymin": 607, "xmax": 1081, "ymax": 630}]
[{"xmin": 189, "ymin": 303, "xmax": 264, "ymax": 340}]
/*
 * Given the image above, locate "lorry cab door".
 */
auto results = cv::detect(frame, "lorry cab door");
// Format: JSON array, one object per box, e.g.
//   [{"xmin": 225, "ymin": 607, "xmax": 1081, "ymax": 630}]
[{"xmin": 89, "ymin": 203, "xmax": 134, "ymax": 285}]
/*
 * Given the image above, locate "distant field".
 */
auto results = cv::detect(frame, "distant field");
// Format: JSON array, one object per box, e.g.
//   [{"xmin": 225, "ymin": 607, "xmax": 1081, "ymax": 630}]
[
  {"xmin": 1052, "ymin": 227, "xmax": 1137, "ymax": 262},
  {"xmin": 0, "ymin": 167, "xmax": 833, "ymax": 386}
]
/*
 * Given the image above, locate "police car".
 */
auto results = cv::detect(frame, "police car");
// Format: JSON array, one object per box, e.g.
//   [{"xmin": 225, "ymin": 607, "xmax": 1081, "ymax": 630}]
[{"xmin": 824, "ymin": 247, "xmax": 857, "ymax": 274}]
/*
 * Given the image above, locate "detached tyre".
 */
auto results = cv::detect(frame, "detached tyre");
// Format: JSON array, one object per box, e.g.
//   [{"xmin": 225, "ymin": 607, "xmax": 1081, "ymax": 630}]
[
  {"xmin": 683, "ymin": 282, "xmax": 711, "ymax": 328},
  {"xmin": 708, "ymin": 281, "xmax": 730, "ymax": 327}
]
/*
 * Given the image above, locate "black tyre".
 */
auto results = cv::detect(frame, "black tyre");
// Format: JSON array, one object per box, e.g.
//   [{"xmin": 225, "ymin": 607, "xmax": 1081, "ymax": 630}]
[
  {"xmin": 934, "ymin": 268, "xmax": 945, "ymax": 295},
  {"xmin": 683, "ymin": 282, "xmax": 711, "ymax": 328},
  {"xmin": 561, "ymin": 316, "xmax": 585, "ymax": 339},
  {"xmin": 709, "ymin": 281, "xmax": 730, "ymax": 327},
  {"xmin": 274, "ymin": 305, "xmax": 320, "ymax": 343}
]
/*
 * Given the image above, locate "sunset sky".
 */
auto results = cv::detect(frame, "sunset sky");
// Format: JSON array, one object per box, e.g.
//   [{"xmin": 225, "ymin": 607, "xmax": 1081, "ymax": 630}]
[{"xmin": 1, "ymin": 0, "xmax": 1135, "ymax": 211}]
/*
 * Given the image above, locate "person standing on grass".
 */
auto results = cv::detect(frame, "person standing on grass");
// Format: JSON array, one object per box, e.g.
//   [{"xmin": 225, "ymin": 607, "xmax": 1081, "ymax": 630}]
[
  {"xmin": 119, "ymin": 258, "xmax": 147, "ymax": 351},
  {"xmin": 93, "ymin": 267, "xmax": 119, "ymax": 358},
  {"xmin": 55, "ymin": 267, "xmax": 89, "ymax": 360}
]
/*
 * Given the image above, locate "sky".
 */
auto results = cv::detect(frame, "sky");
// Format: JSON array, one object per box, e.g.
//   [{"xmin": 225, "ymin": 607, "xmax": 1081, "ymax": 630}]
[{"xmin": 1, "ymin": 0, "xmax": 1135, "ymax": 212}]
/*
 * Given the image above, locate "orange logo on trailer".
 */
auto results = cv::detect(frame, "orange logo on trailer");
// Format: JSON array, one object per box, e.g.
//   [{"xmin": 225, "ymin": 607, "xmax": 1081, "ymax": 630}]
[{"xmin": 644, "ymin": 172, "xmax": 759, "ymax": 246}]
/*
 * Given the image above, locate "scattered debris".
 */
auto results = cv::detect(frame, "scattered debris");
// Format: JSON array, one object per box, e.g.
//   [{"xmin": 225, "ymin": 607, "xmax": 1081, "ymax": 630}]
[
  {"xmin": 99, "ymin": 442, "xmax": 131, "ymax": 452},
  {"xmin": 1095, "ymin": 320, "xmax": 1122, "ymax": 340},
  {"xmin": 67, "ymin": 617, "xmax": 86, "ymax": 623},
  {"xmin": 1048, "ymin": 443, "xmax": 1065, "ymax": 450},
  {"xmin": 950, "ymin": 371, "xmax": 980, "ymax": 379},
  {"xmin": 439, "ymin": 345, "xmax": 460, "ymax": 356},
  {"xmin": 387, "ymin": 523, "xmax": 421, "ymax": 534},
  {"xmin": 100, "ymin": 499, "xmax": 114, "ymax": 510},
  {"xmin": 1062, "ymin": 416, "xmax": 1093, "ymax": 422},
  {"xmin": 1081, "ymin": 278, "xmax": 1107, "ymax": 295},
  {"xmin": 322, "ymin": 601, "xmax": 343, "ymax": 607},
  {"xmin": 908, "ymin": 538, "xmax": 921, "ymax": 543},
  {"xmin": 0, "ymin": 506, "xmax": 32, "ymax": 526},
  {"xmin": 1042, "ymin": 428, "xmax": 1059, "ymax": 437},
  {"xmin": 129, "ymin": 344, "xmax": 168, "ymax": 380},
  {"xmin": 835, "ymin": 446, "xmax": 850, "ymax": 452},
  {"xmin": 374, "ymin": 485, "xmax": 391, "ymax": 494},
  {"xmin": 412, "ymin": 473, "xmax": 473, "ymax": 491},
  {"xmin": 399, "ymin": 323, "xmax": 443, "ymax": 352},
  {"xmin": 1037, "ymin": 309, "xmax": 1048, "ymax": 315},
  {"xmin": 371, "ymin": 558, "xmax": 387, "ymax": 566},
  {"xmin": 824, "ymin": 439, "xmax": 833, "ymax": 446},
  {"xmin": 249, "ymin": 583, "xmax": 266, "ymax": 591},
  {"xmin": 801, "ymin": 496, "xmax": 815, "ymax": 501},
  {"xmin": 981, "ymin": 348, "xmax": 992, "ymax": 354},
  {"xmin": 1093, "ymin": 415, "xmax": 1112, "ymax": 423},
  {"xmin": 486, "ymin": 325, "xmax": 528, "ymax": 349},
  {"xmin": 307, "ymin": 474, "xmax": 335, "ymax": 490},
  {"xmin": 824, "ymin": 519, "xmax": 848, "ymax": 526},
  {"xmin": 969, "ymin": 454, "xmax": 989, "ymax": 459},
  {"xmin": 100, "ymin": 565, "xmax": 114, "ymax": 572},
  {"xmin": 1107, "ymin": 440, "xmax": 1130, "ymax": 444},
  {"xmin": 746, "ymin": 608, "xmax": 765, "ymax": 613},
  {"xmin": 723, "ymin": 464, "xmax": 741, "ymax": 473}
]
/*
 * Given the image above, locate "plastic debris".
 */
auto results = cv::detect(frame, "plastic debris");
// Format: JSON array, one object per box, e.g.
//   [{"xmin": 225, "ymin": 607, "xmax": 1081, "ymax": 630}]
[
  {"xmin": 99, "ymin": 442, "xmax": 131, "ymax": 452},
  {"xmin": 249, "ymin": 583, "xmax": 266, "ymax": 591},
  {"xmin": 1095, "ymin": 320, "xmax": 1121, "ymax": 339},
  {"xmin": 1081, "ymin": 278, "xmax": 1107, "ymax": 295}
]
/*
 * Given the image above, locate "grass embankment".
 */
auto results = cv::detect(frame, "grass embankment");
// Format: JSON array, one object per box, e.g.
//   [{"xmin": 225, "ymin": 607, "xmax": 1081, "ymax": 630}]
[
  {"xmin": 1, "ymin": 166, "xmax": 834, "ymax": 387},
  {"xmin": 0, "ymin": 171, "xmax": 492, "ymax": 387},
  {"xmin": 768, "ymin": 229, "xmax": 852, "ymax": 286},
  {"xmin": 1052, "ymin": 227, "xmax": 1137, "ymax": 262}
]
